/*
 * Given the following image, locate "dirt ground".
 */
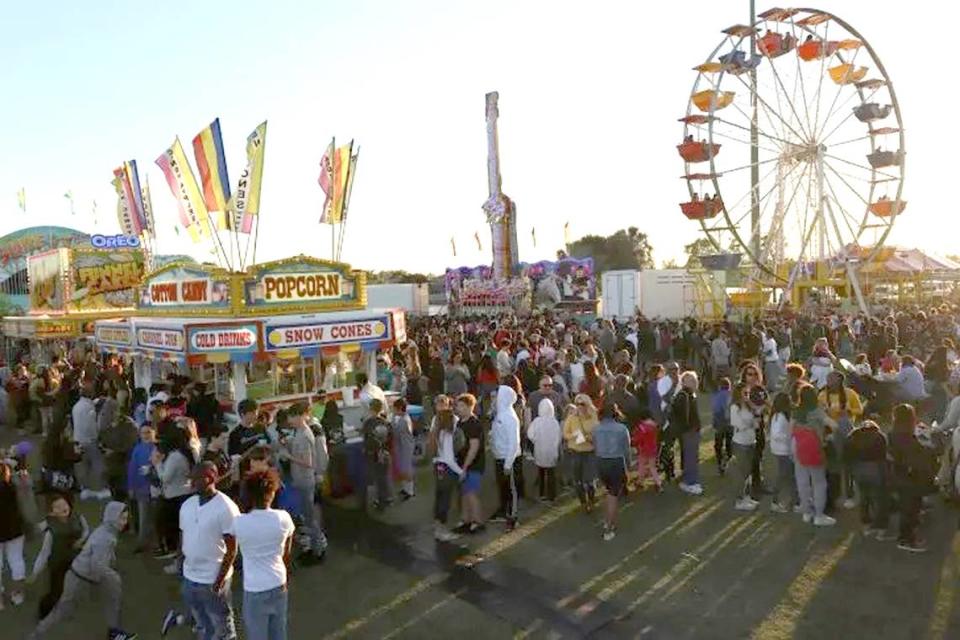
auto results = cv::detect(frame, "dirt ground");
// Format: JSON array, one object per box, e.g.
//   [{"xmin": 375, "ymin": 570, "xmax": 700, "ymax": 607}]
[{"xmin": 3, "ymin": 421, "xmax": 960, "ymax": 640}]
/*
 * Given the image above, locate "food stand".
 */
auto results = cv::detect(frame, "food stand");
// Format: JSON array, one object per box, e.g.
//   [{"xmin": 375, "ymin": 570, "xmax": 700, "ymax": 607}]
[
  {"xmin": 2, "ymin": 239, "xmax": 145, "ymax": 365},
  {"xmin": 93, "ymin": 255, "xmax": 406, "ymax": 413}
]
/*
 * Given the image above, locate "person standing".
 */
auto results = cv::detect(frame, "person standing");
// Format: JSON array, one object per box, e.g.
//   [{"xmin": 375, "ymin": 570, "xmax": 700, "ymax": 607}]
[
  {"xmin": 792, "ymin": 384, "xmax": 837, "ymax": 527},
  {"xmin": 73, "ymin": 384, "xmax": 107, "ymax": 500},
  {"xmin": 845, "ymin": 420, "xmax": 891, "ymax": 539},
  {"xmin": 360, "ymin": 399, "xmax": 392, "ymax": 512},
  {"xmin": 711, "ymin": 378, "xmax": 733, "ymax": 475},
  {"xmin": 228, "ymin": 400, "xmax": 271, "ymax": 458},
  {"xmin": 453, "ymin": 394, "xmax": 485, "ymax": 534},
  {"xmin": 232, "ymin": 469, "xmax": 294, "ymax": 640},
  {"xmin": 161, "ymin": 462, "xmax": 240, "ymax": 639},
  {"xmin": 730, "ymin": 383, "xmax": 759, "ymax": 512},
  {"xmin": 769, "ymin": 393, "xmax": 798, "ymax": 514},
  {"xmin": 490, "ymin": 385, "xmax": 521, "ymax": 530},
  {"xmin": 527, "ymin": 398, "xmax": 561, "ymax": 502},
  {"xmin": 0, "ymin": 460, "xmax": 27, "ymax": 609},
  {"xmin": 593, "ymin": 403, "xmax": 631, "ymax": 541},
  {"xmin": 391, "ymin": 399, "xmax": 416, "ymax": 500},
  {"xmin": 889, "ymin": 404, "xmax": 934, "ymax": 552},
  {"xmin": 563, "ymin": 394, "xmax": 598, "ymax": 513},
  {"xmin": 28, "ymin": 501, "xmax": 137, "ymax": 640},
  {"xmin": 672, "ymin": 372, "xmax": 703, "ymax": 496},
  {"xmin": 126, "ymin": 425, "xmax": 157, "ymax": 553},
  {"xmin": 282, "ymin": 403, "xmax": 327, "ymax": 564}
]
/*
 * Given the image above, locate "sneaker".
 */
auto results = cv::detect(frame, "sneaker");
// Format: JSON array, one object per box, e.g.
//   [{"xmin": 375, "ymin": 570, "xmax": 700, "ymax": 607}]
[
  {"xmin": 602, "ymin": 527, "xmax": 616, "ymax": 542},
  {"xmin": 110, "ymin": 631, "xmax": 139, "ymax": 640},
  {"xmin": 10, "ymin": 591, "xmax": 24, "ymax": 606},
  {"xmin": 97, "ymin": 489, "xmax": 113, "ymax": 500},
  {"xmin": 876, "ymin": 530, "xmax": 898, "ymax": 542},
  {"xmin": 792, "ymin": 504, "xmax": 805, "ymax": 514},
  {"xmin": 398, "ymin": 490, "xmax": 414, "ymax": 502},
  {"xmin": 735, "ymin": 498, "xmax": 758, "ymax": 512},
  {"xmin": 897, "ymin": 540, "xmax": 928, "ymax": 553},
  {"xmin": 488, "ymin": 512, "xmax": 508, "ymax": 523},
  {"xmin": 689, "ymin": 484, "xmax": 704, "ymax": 495},
  {"xmin": 842, "ymin": 498, "xmax": 857, "ymax": 509},
  {"xmin": 813, "ymin": 515, "xmax": 837, "ymax": 527},
  {"xmin": 678, "ymin": 482, "xmax": 696, "ymax": 495},
  {"xmin": 452, "ymin": 522, "xmax": 472, "ymax": 535},
  {"xmin": 161, "ymin": 610, "xmax": 182, "ymax": 637},
  {"xmin": 802, "ymin": 513, "xmax": 813, "ymax": 524},
  {"xmin": 467, "ymin": 522, "xmax": 486, "ymax": 535},
  {"xmin": 163, "ymin": 560, "xmax": 181, "ymax": 575},
  {"xmin": 770, "ymin": 502, "xmax": 789, "ymax": 514},
  {"xmin": 153, "ymin": 548, "xmax": 177, "ymax": 561},
  {"xmin": 434, "ymin": 525, "xmax": 460, "ymax": 542},
  {"xmin": 80, "ymin": 488, "xmax": 95, "ymax": 501},
  {"xmin": 505, "ymin": 519, "xmax": 518, "ymax": 532}
]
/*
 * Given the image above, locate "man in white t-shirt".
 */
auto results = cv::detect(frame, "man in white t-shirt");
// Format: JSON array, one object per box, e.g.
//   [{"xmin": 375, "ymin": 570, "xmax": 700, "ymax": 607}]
[
  {"xmin": 161, "ymin": 462, "xmax": 240, "ymax": 639},
  {"xmin": 232, "ymin": 468, "xmax": 295, "ymax": 640}
]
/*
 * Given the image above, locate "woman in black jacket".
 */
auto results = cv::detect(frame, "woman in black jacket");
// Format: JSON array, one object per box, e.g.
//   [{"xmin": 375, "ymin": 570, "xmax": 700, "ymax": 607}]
[{"xmin": 889, "ymin": 403, "xmax": 935, "ymax": 552}]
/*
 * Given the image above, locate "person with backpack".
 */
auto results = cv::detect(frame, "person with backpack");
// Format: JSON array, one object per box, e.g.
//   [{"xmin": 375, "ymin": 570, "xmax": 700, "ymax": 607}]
[
  {"xmin": 360, "ymin": 398, "xmax": 392, "ymax": 513},
  {"xmin": 845, "ymin": 419, "xmax": 891, "ymax": 539},
  {"xmin": 428, "ymin": 396, "xmax": 464, "ymax": 541},
  {"xmin": 792, "ymin": 384, "xmax": 837, "ymax": 527},
  {"xmin": 671, "ymin": 372, "xmax": 703, "ymax": 496}
]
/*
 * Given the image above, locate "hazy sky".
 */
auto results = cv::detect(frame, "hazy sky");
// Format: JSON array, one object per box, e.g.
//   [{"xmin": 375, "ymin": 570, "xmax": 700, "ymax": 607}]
[{"xmin": 0, "ymin": 1, "xmax": 950, "ymax": 274}]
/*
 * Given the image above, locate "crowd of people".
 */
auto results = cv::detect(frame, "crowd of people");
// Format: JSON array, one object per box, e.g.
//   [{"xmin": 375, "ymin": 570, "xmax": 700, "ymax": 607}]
[{"xmin": 0, "ymin": 302, "xmax": 959, "ymax": 638}]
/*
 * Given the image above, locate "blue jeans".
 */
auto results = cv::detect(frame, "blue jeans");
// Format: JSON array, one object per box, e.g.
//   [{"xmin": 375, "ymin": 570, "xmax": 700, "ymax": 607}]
[
  {"xmin": 680, "ymin": 430, "xmax": 700, "ymax": 486},
  {"xmin": 243, "ymin": 587, "xmax": 288, "ymax": 640},
  {"xmin": 182, "ymin": 577, "xmax": 237, "ymax": 640}
]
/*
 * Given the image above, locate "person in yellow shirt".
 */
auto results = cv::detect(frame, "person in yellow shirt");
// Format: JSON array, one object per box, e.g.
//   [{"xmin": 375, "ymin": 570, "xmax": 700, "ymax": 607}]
[
  {"xmin": 819, "ymin": 371, "xmax": 863, "ymax": 510},
  {"xmin": 563, "ymin": 394, "xmax": 598, "ymax": 512}
]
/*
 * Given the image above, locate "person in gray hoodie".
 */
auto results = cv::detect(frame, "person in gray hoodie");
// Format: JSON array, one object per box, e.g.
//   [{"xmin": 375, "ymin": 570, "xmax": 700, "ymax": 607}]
[
  {"xmin": 490, "ymin": 385, "xmax": 521, "ymax": 530},
  {"xmin": 28, "ymin": 501, "xmax": 138, "ymax": 640},
  {"xmin": 73, "ymin": 384, "xmax": 109, "ymax": 500}
]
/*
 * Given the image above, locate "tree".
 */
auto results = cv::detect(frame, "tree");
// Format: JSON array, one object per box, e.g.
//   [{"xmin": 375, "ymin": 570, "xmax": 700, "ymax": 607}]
[
  {"xmin": 567, "ymin": 227, "xmax": 655, "ymax": 273},
  {"xmin": 661, "ymin": 258, "xmax": 680, "ymax": 268},
  {"xmin": 367, "ymin": 270, "xmax": 433, "ymax": 284}
]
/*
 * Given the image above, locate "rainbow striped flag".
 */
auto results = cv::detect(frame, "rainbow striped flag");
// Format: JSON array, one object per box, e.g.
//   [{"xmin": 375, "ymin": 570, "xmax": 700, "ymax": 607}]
[
  {"xmin": 192, "ymin": 118, "xmax": 231, "ymax": 230},
  {"xmin": 124, "ymin": 160, "xmax": 148, "ymax": 234},
  {"xmin": 113, "ymin": 165, "xmax": 143, "ymax": 236}
]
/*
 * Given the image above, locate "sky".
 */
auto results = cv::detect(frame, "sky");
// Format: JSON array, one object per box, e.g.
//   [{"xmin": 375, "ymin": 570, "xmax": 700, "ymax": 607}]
[{"xmin": 0, "ymin": 0, "xmax": 952, "ymax": 274}]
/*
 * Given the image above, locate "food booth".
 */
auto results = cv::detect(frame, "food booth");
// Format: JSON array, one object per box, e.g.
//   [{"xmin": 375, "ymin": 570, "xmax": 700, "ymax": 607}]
[
  {"xmin": 2, "ymin": 240, "xmax": 145, "ymax": 365},
  {"xmin": 93, "ymin": 255, "xmax": 406, "ymax": 414}
]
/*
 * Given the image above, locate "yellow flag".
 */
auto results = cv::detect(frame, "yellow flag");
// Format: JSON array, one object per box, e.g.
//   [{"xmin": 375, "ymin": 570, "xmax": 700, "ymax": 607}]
[{"xmin": 330, "ymin": 142, "xmax": 352, "ymax": 223}]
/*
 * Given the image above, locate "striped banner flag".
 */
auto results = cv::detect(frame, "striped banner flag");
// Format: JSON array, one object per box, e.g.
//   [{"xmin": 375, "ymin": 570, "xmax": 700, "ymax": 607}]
[
  {"xmin": 192, "ymin": 118, "xmax": 232, "ymax": 230},
  {"xmin": 233, "ymin": 121, "xmax": 267, "ymax": 234},
  {"xmin": 156, "ymin": 137, "xmax": 210, "ymax": 243}
]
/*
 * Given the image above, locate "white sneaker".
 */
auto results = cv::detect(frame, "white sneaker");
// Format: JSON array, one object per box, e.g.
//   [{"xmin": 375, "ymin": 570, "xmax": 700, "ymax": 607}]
[
  {"xmin": 735, "ymin": 499, "xmax": 758, "ymax": 512},
  {"xmin": 842, "ymin": 498, "xmax": 857, "ymax": 509},
  {"xmin": 434, "ymin": 525, "xmax": 459, "ymax": 542},
  {"xmin": 793, "ymin": 504, "xmax": 805, "ymax": 514},
  {"xmin": 679, "ymin": 483, "xmax": 698, "ymax": 495},
  {"xmin": 80, "ymin": 489, "xmax": 94, "ymax": 501},
  {"xmin": 10, "ymin": 591, "xmax": 24, "ymax": 606},
  {"xmin": 802, "ymin": 513, "xmax": 813, "ymax": 524},
  {"xmin": 689, "ymin": 484, "xmax": 704, "ymax": 495},
  {"xmin": 97, "ymin": 489, "xmax": 113, "ymax": 500},
  {"xmin": 163, "ymin": 560, "xmax": 181, "ymax": 575},
  {"xmin": 770, "ymin": 502, "xmax": 789, "ymax": 514},
  {"xmin": 813, "ymin": 515, "xmax": 837, "ymax": 527},
  {"xmin": 602, "ymin": 527, "xmax": 616, "ymax": 542}
]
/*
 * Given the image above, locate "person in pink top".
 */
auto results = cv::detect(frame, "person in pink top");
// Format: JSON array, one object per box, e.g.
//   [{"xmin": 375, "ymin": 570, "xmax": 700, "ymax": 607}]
[{"xmin": 631, "ymin": 410, "xmax": 662, "ymax": 492}]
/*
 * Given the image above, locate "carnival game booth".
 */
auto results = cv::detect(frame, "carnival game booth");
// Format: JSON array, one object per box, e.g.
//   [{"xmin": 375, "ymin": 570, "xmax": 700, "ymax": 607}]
[
  {"xmin": 2, "ymin": 238, "xmax": 146, "ymax": 365},
  {"xmin": 93, "ymin": 256, "xmax": 406, "ymax": 415}
]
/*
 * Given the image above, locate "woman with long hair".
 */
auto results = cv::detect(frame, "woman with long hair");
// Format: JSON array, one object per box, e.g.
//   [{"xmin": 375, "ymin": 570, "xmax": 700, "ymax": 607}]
[
  {"xmin": 730, "ymin": 382, "xmax": 759, "ymax": 511},
  {"xmin": 739, "ymin": 363, "xmax": 769, "ymax": 498},
  {"xmin": 563, "ymin": 394, "xmax": 598, "ymax": 513},
  {"xmin": 792, "ymin": 384, "xmax": 837, "ymax": 527}
]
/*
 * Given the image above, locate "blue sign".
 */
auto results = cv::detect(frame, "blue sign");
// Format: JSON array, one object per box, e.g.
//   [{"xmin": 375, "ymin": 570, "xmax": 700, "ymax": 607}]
[{"xmin": 91, "ymin": 234, "xmax": 141, "ymax": 249}]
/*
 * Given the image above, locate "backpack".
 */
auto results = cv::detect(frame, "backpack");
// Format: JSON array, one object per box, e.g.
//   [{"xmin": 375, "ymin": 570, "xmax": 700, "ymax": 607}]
[{"xmin": 793, "ymin": 426, "xmax": 824, "ymax": 466}]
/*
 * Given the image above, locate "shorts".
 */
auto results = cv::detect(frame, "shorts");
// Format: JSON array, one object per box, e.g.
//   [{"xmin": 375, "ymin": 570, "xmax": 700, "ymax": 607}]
[
  {"xmin": 461, "ymin": 470, "xmax": 483, "ymax": 495},
  {"xmin": 597, "ymin": 458, "xmax": 627, "ymax": 497}
]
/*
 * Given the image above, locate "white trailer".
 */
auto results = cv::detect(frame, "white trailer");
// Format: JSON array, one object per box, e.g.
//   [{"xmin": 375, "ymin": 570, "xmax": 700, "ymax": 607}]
[
  {"xmin": 601, "ymin": 270, "xmax": 641, "ymax": 320},
  {"xmin": 366, "ymin": 283, "xmax": 429, "ymax": 315},
  {"xmin": 601, "ymin": 269, "xmax": 722, "ymax": 320}
]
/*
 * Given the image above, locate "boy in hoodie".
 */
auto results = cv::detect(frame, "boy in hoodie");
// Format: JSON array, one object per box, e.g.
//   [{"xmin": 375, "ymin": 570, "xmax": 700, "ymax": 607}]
[
  {"xmin": 490, "ymin": 385, "xmax": 521, "ymax": 530},
  {"xmin": 29, "ymin": 501, "xmax": 137, "ymax": 640}
]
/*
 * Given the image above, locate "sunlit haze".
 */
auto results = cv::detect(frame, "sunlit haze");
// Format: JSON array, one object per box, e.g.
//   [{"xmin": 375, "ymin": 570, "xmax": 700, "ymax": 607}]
[{"xmin": 0, "ymin": 1, "xmax": 952, "ymax": 272}]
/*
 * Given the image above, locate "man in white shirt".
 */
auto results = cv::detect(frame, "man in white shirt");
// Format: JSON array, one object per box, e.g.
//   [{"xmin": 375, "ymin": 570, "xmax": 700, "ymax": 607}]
[
  {"xmin": 356, "ymin": 373, "xmax": 386, "ymax": 413},
  {"xmin": 161, "ymin": 462, "xmax": 240, "ymax": 639},
  {"xmin": 232, "ymin": 468, "xmax": 294, "ymax": 640}
]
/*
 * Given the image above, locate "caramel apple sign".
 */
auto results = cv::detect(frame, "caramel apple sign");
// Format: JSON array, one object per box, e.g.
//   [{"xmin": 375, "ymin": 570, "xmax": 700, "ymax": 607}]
[{"xmin": 189, "ymin": 327, "xmax": 257, "ymax": 352}]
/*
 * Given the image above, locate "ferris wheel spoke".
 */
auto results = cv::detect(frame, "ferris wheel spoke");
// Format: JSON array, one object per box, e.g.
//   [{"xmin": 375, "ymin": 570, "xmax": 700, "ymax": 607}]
[
  {"xmin": 824, "ymin": 154, "xmax": 900, "ymax": 182},
  {"xmin": 728, "ymin": 72, "xmax": 808, "ymax": 142},
  {"xmin": 766, "ymin": 53, "xmax": 813, "ymax": 140},
  {"xmin": 727, "ymin": 159, "xmax": 804, "ymax": 228},
  {"xmin": 758, "ymin": 162, "xmax": 810, "ymax": 265},
  {"xmin": 824, "ymin": 134, "xmax": 872, "ymax": 148},
  {"xmin": 808, "ymin": 21, "xmax": 832, "ymax": 135},
  {"xmin": 715, "ymin": 155, "xmax": 781, "ymax": 176},
  {"xmin": 708, "ymin": 127, "xmax": 783, "ymax": 155},
  {"xmin": 819, "ymin": 85, "xmax": 884, "ymax": 143},
  {"xmin": 702, "ymin": 73, "xmax": 789, "ymax": 149},
  {"xmin": 814, "ymin": 47, "xmax": 865, "ymax": 142},
  {"xmin": 823, "ymin": 172, "xmax": 867, "ymax": 241},
  {"xmin": 715, "ymin": 117, "xmax": 793, "ymax": 148},
  {"xmin": 823, "ymin": 162, "xmax": 873, "ymax": 207}
]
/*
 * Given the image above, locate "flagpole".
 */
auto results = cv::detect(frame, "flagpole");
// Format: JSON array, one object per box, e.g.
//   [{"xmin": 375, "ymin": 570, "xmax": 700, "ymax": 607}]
[
  {"xmin": 205, "ymin": 212, "xmax": 232, "ymax": 270},
  {"xmin": 336, "ymin": 143, "xmax": 357, "ymax": 263},
  {"xmin": 251, "ymin": 210, "xmax": 261, "ymax": 267}
]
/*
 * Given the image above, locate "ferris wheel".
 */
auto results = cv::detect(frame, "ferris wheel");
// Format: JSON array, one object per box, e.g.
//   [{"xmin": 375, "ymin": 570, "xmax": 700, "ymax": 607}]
[{"xmin": 678, "ymin": 7, "xmax": 906, "ymax": 285}]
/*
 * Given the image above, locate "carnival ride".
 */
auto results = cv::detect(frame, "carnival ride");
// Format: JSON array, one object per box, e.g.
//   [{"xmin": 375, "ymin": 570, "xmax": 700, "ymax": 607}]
[{"xmin": 677, "ymin": 7, "xmax": 907, "ymax": 313}]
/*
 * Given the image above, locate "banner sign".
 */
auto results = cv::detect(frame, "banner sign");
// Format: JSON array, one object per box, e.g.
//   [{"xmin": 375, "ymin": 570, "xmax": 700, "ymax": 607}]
[
  {"xmin": 264, "ymin": 316, "xmax": 390, "ymax": 351},
  {"xmin": 91, "ymin": 234, "xmax": 141, "ymax": 249},
  {"xmin": 70, "ymin": 250, "xmax": 145, "ymax": 312},
  {"xmin": 243, "ymin": 258, "xmax": 362, "ymax": 311},
  {"xmin": 27, "ymin": 249, "xmax": 68, "ymax": 314},
  {"xmin": 95, "ymin": 323, "xmax": 133, "ymax": 347},
  {"xmin": 136, "ymin": 326, "xmax": 186, "ymax": 352},
  {"xmin": 138, "ymin": 264, "xmax": 231, "ymax": 312},
  {"xmin": 187, "ymin": 324, "xmax": 258, "ymax": 353}
]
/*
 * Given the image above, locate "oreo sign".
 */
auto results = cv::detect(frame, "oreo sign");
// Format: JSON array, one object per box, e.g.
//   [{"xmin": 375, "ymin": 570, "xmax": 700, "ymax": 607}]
[{"xmin": 91, "ymin": 234, "xmax": 141, "ymax": 249}]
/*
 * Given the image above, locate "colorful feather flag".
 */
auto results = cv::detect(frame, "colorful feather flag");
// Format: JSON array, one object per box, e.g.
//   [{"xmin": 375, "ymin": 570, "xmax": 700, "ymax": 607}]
[
  {"xmin": 155, "ymin": 137, "xmax": 210, "ymax": 243},
  {"xmin": 331, "ymin": 142, "xmax": 352, "ymax": 223},
  {"xmin": 124, "ymin": 160, "xmax": 148, "ymax": 233},
  {"xmin": 16, "ymin": 188, "xmax": 25, "ymax": 212},
  {"xmin": 317, "ymin": 139, "xmax": 335, "ymax": 224},
  {"xmin": 233, "ymin": 121, "xmax": 267, "ymax": 234},
  {"xmin": 112, "ymin": 173, "xmax": 137, "ymax": 237},
  {"xmin": 192, "ymin": 118, "xmax": 232, "ymax": 230}
]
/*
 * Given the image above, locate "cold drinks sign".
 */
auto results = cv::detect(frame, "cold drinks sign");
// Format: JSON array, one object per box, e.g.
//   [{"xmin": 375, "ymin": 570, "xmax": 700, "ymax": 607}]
[{"xmin": 188, "ymin": 325, "xmax": 258, "ymax": 353}]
